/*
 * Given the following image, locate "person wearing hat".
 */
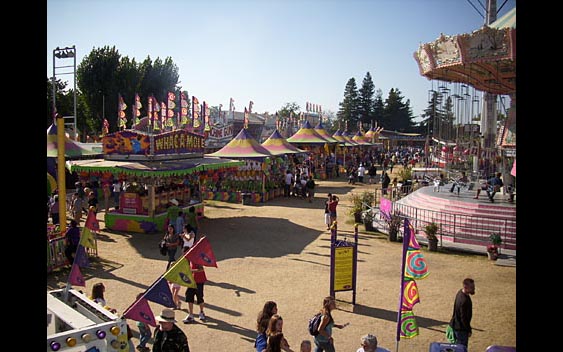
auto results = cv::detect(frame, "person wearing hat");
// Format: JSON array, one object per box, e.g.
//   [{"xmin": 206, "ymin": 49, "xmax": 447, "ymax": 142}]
[{"xmin": 153, "ymin": 308, "xmax": 190, "ymax": 352}]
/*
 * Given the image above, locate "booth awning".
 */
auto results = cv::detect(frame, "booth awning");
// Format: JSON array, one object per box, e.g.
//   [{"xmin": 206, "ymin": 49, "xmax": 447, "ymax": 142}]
[{"xmin": 67, "ymin": 157, "xmax": 244, "ymax": 177}]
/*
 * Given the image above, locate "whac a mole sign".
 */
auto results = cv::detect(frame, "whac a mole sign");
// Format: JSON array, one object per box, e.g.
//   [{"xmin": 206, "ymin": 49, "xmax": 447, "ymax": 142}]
[{"xmin": 103, "ymin": 129, "xmax": 205, "ymax": 157}]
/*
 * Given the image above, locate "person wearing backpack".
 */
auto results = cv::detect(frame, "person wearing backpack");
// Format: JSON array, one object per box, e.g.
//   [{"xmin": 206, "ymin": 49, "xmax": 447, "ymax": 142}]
[{"xmin": 313, "ymin": 296, "xmax": 349, "ymax": 352}]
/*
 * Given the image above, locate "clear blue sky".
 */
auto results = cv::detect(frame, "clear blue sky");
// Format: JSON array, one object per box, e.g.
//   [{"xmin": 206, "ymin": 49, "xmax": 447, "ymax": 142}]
[{"xmin": 47, "ymin": 0, "xmax": 515, "ymax": 122}]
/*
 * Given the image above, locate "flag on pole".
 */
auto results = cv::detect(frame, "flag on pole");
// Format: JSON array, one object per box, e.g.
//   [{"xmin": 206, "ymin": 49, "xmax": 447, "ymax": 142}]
[
  {"xmin": 123, "ymin": 297, "xmax": 157, "ymax": 327},
  {"xmin": 74, "ymin": 245, "xmax": 90, "ymax": 268},
  {"xmin": 152, "ymin": 97, "xmax": 160, "ymax": 131},
  {"xmin": 102, "ymin": 118, "xmax": 109, "ymax": 136},
  {"xmin": 396, "ymin": 218, "xmax": 428, "ymax": 342},
  {"xmin": 244, "ymin": 107, "xmax": 249, "ymax": 129},
  {"xmin": 161, "ymin": 101, "xmax": 167, "ymax": 129},
  {"xmin": 184, "ymin": 236, "xmax": 218, "ymax": 268},
  {"xmin": 143, "ymin": 277, "xmax": 176, "ymax": 308},
  {"xmin": 166, "ymin": 92, "xmax": 176, "ymax": 128},
  {"xmin": 85, "ymin": 209, "xmax": 100, "ymax": 231},
  {"xmin": 192, "ymin": 96, "xmax": 200, "ymax": 130},
  {"xmin": 68, "ymin": 262, "xmax": 86, "ymax": 287},
  {"xmin": 163, "ymin": 256, "xmax": 197, "ymax": 288},
  {"xmin": 180, "ymin": 92, "xmax": 189, "ymax": 127},
  {"xmin": 134, "ymin": 93, "xmax": 142, "ymax": 126},
  {"xmin": 79, "ymin": 226, "xmax": 97, "ymax": 250},
  {"xmin": 118, "ymin": 94, "xmax": 127, "ymax": 129}
]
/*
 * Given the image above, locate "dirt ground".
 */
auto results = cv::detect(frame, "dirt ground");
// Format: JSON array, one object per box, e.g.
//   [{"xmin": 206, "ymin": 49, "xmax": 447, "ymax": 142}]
[{"xmin": 47, "ymin": 172, "xmax": 516, "ymax": 351}]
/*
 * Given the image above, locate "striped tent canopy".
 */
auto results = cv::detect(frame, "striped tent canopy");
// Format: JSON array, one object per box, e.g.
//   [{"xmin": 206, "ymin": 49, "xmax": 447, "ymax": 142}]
[
  {"xmin": 261, "ymin": 129, "xmax": 306, "ymax": 155},
  {"xmin": 351, "ymin": 130, "xmax": 372, "ymax": 145},
  {"xmin": 364, "ymin": 127, "xmax": 375, "ymax": 139},
  {"xmin": 47, "ymin": 172, "xmax": 57, "ymax": 196},
  {"xmin": 341, "ymin": 130, "xmax": 360, "ymax": 146},
  {"xmin": 313, "ymin": 121, "xmax": 338, "ymax": 143},
  {"xmin": 47, "ymin": 123, "xmax": 101, "ymax": 158},
  {"xmin": 207, "ymin": 128, "xmax": 272, "ymax": 158},
  {"xmin": 332, "ymin": 130, "xmax": 357, "ymax": 147},
  {"xmin": 287, "ymin": 120, "xmax": 330, "ymax": 144}
]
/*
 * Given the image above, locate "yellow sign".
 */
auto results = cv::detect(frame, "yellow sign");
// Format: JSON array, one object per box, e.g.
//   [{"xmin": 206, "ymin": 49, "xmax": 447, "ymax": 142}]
[{"xmin": 333, "ymin": 246, "xmax": 354, "ymax": 291}]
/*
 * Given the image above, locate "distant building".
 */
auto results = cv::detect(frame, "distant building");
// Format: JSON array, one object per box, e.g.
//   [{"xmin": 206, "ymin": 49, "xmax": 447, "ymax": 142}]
[{"xmin": 205, "ymin": 111, "xmax": 266, "ymax": 151}]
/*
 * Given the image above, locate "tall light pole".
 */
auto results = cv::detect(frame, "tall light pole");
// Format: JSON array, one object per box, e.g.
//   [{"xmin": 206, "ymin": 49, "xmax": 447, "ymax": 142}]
[{"xmin": 53, "ymin": 46, "xmax": 77, "ymax": 138}]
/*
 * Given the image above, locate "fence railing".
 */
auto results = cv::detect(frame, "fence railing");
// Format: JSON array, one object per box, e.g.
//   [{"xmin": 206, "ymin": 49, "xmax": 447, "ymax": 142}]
[{"xmin": 374, "ymin": 202, "xmax": 516, "ymax": 250}]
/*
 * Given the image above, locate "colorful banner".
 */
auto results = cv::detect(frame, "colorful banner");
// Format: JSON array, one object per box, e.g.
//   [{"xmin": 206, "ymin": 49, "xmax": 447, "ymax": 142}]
[{"xmin": 153, "ymin": 129, "xmax": 205, "ymax": 154}]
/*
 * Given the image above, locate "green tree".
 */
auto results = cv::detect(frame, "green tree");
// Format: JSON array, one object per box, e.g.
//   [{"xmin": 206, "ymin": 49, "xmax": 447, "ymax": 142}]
[
  {"xmin": 441, "ymin": 96, "xmax": 455, "ymax": 141},
  {"xmin": 337, "ymin": 78, "xmax": 359, "ymax": 132},
  {"xmin": 420, "ymin": 90, "xmax": 441, "ymax": 137},
  {"xmin": 382, "ymin": 88, "xmax": 415, "ymax": 132},
  {"xmin": 372, "ymin": 89, "xmax": 385, "ymax": 129},
  {"xmin": 77, "ymin": 46, "xmax": 122, "ymax": 133},
  {"xmin": 358, "ymin": 72, "xmax": 375, "ymax": 128},
  {"xmin": 47, "ymin": 78, "xmax": 73, "ymax": 127}
]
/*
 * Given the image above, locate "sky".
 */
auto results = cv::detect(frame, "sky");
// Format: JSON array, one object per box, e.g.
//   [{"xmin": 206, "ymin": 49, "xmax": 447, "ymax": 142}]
[{"xmin": 47, "ymin": 0, "xmax": 515, "ymax": 122}]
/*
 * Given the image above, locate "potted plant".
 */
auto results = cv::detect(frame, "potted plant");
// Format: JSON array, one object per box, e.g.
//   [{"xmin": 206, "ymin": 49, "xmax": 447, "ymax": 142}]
[
  {"xmin": 487, "ymin": 233, "xmax": 502, "ymax": 260},
  {"xmin": 349, "ymin": 191, "xmax": 375, "ymax": 224},
  {"xmin": 387, "ymin": 213, "xmax": 402, "ymax": 242},
  {"xmin": 362, "ymin": 209, "xmax": 375, "ymax": 232},
  {"xmin": 424, "ymin": 222, "xmax": 439, "ymax": 251}
]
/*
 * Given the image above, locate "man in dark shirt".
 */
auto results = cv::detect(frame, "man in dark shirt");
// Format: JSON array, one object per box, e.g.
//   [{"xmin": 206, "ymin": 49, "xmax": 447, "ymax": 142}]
[{"xmin": 449, "ymin": 278, "xmax": 476, "ymax": 348}]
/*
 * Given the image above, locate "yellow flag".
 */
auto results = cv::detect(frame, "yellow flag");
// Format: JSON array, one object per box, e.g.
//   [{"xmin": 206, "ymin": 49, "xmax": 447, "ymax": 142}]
[
  {"xmin": 79, "ymin": 226, "xmax": 97, "ymax": 249},
  {"xmin": 163, "ymin": 256, "xmax": 197, "ymax": 288}
]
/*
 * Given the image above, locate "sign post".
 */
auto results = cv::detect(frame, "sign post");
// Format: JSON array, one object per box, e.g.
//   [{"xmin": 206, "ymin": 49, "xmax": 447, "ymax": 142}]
[{"xmin": 330, "ymin": 223, "xmax": 358, "ymax": 304}]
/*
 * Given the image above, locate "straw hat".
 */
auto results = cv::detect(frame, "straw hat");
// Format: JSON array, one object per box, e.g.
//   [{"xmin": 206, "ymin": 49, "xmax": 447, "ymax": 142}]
[{"xmin": 155, "ymin": 308, "xmax": 176, "ymax": 323}]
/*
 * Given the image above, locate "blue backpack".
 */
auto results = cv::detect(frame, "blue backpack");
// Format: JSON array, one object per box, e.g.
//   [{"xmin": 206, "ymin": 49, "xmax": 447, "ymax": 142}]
[{"xmin": 308, "ymin": 313, "xmax": 322, "ymax": 336}]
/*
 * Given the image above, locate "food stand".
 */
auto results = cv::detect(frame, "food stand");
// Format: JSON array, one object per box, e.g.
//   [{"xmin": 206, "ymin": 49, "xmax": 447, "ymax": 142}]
[{"xmin": 67, "ymin": 129, "xmax": 243, "ymax": 233}]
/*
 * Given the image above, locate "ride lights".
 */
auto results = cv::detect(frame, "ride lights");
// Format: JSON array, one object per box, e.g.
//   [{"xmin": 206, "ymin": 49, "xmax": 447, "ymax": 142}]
[
  {"xmin": 110, "ymin": 340, "xmax": 121, "ymax": 349},
  {"xmin": 66, "ymin": 337, "xmax": 77, "ymax": 347},
  {"xmin": 49, "ymin": 341, "xmax": 61, "ymax": 351},
  {"xmin": 110, "ymin": 326, "xmax": 121, "ymax": 335},
  {"xmin": 81, "ymin": 333, "xmax": 94, "ymax": 343},
  {"xmin": 96, "ymin": 329, "xmax": 107, "ymax": 339}
]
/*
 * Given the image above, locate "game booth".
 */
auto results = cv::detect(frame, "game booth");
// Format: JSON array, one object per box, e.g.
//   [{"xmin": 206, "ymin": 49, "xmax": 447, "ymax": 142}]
[{"xmin": 67, "ymin": 129, "xmax": 243, "ymax": 233}]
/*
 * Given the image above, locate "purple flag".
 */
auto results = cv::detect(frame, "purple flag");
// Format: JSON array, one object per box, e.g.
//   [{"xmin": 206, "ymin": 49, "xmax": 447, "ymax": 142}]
[
  {"xmin": 74, "ymin": 245, "xmax": 90, "ymax": 267},
  {"xmin": 69, "ymin": 262, "xmax": 86, "ymax": 287},
  {"xmin": 123, "ymin": 297, "xmax": 157, "ymax": 327},
  {"xmin": 143, "ymin": 277, "xmax": 175, "ymax": 308}
]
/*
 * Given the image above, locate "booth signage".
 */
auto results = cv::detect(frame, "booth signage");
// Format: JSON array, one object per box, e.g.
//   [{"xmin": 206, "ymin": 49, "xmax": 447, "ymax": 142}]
[
  {"xmin": 153, "ymin": 130, "xmax": 204, "ymax": 154},
  {"xmin": 333, "ymin": 245, "xmax": 354, "ymax": 291}
]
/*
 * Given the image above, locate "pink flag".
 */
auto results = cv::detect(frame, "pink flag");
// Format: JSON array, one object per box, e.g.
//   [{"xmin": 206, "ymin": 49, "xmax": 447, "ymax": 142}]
[
  {"xmin": 85, "ymin": 209, "xmax": 100, "ymax": 231},
  {"xmin": 510, "ymin": 159, "xmax": 516, "ymax": 177},
  {"xmin": 184, "ymin": 236, "xmax": 218, "ymax": 268},
  {"xmin": 69, "ymin": 262, "xmax": 86, "ymax": 287},
  {"xmin": 123, "ymin": 297, "xmax": 157, "ymax": 327},
  {"xmin": 144, "ymin": 277, "xmax": 175, "ymax": 308},
  {"xmin": 380, "ymin": 198, "xmax": 392, "ymax": 220}
]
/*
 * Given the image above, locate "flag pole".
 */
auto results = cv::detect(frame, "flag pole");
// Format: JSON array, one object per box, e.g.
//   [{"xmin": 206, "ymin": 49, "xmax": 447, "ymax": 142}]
[{"xmin": 395, "ymin": 217, "xmax": 409, "ymax": 352}]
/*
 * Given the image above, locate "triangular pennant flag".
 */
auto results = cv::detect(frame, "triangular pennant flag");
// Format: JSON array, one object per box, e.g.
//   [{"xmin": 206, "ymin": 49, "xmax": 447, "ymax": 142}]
[
  {"xmin": 404, "ymin": 250, "xmax": 429, "ymax": 280},
  {"xmin": 379, "ymin": 198, "xmax": 392, "ymax": 221},
  {"xmin": 85, "ymin": 210, "xmax": 100, "ymax": 231},
  {"xmin": 399, "ymin": 310, "xmax": 419, "ymax": 338},
  {"xmin": 406, "ymin": 221, "xmax": 421, "ymax": 250},
  {"xmin": 184, "ymin": 236, "xmax": 218, "ymax": 268},
  {"xmin": 144, "ymin": 277, "xmax": 176, "ymax": 308},
  {"xmin": 79, "ymin": 226, "xmax": 97, "ymax": 249},
  {"xmin": 68, "ymin": 262, "xmax": 86, "ymax": 287},
  {"xmin": 163, "ymin": 257, "xmax": 197, "ymax": 288},
  {"xmin": 401, "ymin": 279, "xmax": 420, "ymax": 310},
  {"xmin": 74, "ymin": 245, "xmax": 90, "ymax": 268},
  {"xmin": 123, "ymin": 297, "xmax": 157, "ymax": 327}
]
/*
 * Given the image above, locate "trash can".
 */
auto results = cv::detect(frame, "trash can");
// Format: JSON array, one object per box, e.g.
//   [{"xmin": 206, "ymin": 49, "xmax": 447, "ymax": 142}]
[
  {"xmin": 242, "ymin": 193, "xmax": 252, "ymax": 205},
  {"xmin": 428, "ymin": 342, "xmax": 467, "ymax": 352}
]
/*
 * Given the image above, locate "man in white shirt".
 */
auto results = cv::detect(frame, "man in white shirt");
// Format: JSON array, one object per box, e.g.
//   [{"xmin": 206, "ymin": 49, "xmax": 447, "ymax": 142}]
[
  {"xmin": 284, "ymin": 170, "xmax": 293, "ymax": 197},
  {"xmin": 356, "ymin": 334, "xmax": 390, "ymax": 352}
]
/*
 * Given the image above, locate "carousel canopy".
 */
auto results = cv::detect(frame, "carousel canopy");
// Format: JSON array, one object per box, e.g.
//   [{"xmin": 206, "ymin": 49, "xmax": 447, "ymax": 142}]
[
  {"xmin": 287, "ymin": 120, "xmax": 332, "ymax": 144},
  {"xmin": 413, "ymin": 6, "xmax": 516, "ymax": 95},
  {"xmin": 67, "ymin": 156, "xmax": 244, "ymax": 177},
  {"xmin": 47, "ymin": 123, "xmax": 102, "ymax": 158},
  {"xmin": 261, "ymin": 129, "xmax": 306, "ymax": 155},
  {"xmin": 207, "ymin": 128, "xmax": 272, "ymax": 158},
  {"xmin": 313, "ymin": 121, "xmax": 338, "ymax": 143}
]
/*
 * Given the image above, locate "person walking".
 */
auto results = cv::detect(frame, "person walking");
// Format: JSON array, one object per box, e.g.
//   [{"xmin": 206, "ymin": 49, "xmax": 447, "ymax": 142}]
[
  {"xmin": 266, "ymin": 314, "xmax": 293, "ymax": 352},
  {"xmin": 135, "ymin": 293, "xmax": 152, "ymax": 352},
  {"xmin": 153, "ymin": 309, "xmax": 190, "ymax": 352},
  {"xmin": 324, "ymin": 193, "xmax": 332, "ymax": 230},
  {"xmin": 255, "ymin": 301, "xmax": 278, "ymax": 352},
  {"xmin": 313, "ymin": 296, "xmax": 349, "ymax": 352},
  {"xmin": 64, "ymin": 220, "xmax": 81, "ymax": 265},
  {"xmin": 163, "ymin": 225, "xmax": 180, "ymax": 270},
  {"xmin": 182, "ymin": 261, "xmax": 207, "ymax": 323},
  {"xmin": 448, "ymin": 278, "xmax": 476, "ymax": 349},
  {"xmin": 355, "ymin": 334, "xmax": 390, "ymax": 352},
  {"xmin": 328, "ymin": 195, "xmax": 339, "ymax": 225},
  {"xmin": 305, "ymin": 176, "xmax": 316, "ymax": 203},
  {"xmin": 381, "ymin": 172, "xmax": 391, "ymax": 196},
  {"xmin": 284, "ymin": 170, "xmax": 293, "ymax": 197}
]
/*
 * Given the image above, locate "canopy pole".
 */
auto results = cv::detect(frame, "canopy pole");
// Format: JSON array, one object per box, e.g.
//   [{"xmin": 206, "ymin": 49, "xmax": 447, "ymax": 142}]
[{"xmin": 57, "ymin": 114, "xmax": 67, "ymax": 234}]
